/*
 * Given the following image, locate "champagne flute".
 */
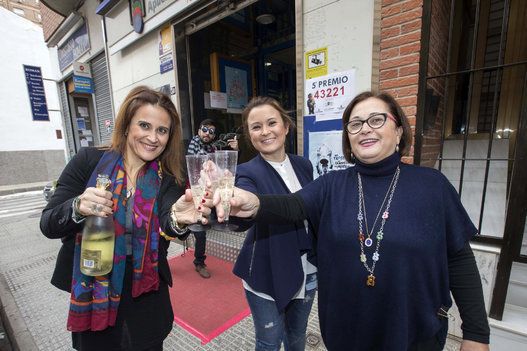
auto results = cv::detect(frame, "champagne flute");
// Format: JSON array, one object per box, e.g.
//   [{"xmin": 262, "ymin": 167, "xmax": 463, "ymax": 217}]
[
  {"xmin": 185, "ymin": 154, "xmax": 210, "ymax": 231},
  {"xmin": 213, "ymin": 150, "xmax": 238, "ymax": 231}
]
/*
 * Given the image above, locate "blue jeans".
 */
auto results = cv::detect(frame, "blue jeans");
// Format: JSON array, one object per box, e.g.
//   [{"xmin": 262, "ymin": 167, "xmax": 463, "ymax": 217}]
[{"xmin": 245, "ymin": 273, "xmax": 317, "ymax": 351}]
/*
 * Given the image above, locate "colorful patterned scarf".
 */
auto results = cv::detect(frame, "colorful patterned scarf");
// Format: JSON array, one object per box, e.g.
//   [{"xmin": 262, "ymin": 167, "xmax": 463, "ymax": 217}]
[{"xmin": 67, "ymin": 150, "xmax": 162, "ymax": 332}]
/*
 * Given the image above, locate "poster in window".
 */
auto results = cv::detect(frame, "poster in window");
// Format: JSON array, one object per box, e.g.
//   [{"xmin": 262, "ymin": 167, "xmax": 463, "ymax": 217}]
[{"xmin": 210, "ymin": 52, "xmax": 255, "ymax": 113}]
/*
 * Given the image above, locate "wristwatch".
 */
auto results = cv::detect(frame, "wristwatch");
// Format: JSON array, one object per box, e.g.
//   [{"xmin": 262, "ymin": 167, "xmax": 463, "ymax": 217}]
[
  {"xmin": 71, "ymin": 196, "xmax": 86, "ymax": 223},
  {"xmin": 160, "ymin": 206, "xmax": 189, "ymax": 241}
]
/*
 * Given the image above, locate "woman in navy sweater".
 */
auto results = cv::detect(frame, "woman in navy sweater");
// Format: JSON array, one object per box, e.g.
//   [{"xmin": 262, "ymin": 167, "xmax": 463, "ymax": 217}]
[
  {"xmin": 234, "ymin": 97, "xmax": 317, "ymax": 351},
  {"xmin": 215, "ymin": 92, "xmax": 490, "ymax": 351}
]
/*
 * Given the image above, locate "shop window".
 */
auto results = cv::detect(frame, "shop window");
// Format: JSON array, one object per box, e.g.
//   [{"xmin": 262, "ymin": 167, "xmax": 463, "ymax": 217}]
[{"xmin": 419, "ymin": 0, "xmax": 527, "ymax": 239}]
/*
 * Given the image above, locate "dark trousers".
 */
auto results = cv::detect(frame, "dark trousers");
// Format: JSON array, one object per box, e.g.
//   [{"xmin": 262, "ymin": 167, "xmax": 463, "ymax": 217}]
[{"xmin": 192, "ymin": 230, "xmax": 207, "ymax": 266}]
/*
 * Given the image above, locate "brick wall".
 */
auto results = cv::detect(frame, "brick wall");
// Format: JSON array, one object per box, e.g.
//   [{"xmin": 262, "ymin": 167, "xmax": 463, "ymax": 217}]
[
  {"xmin": 379, "ymin": 0, "xmax": 451, "ymax": 167},
  {"xmin": 379, "ymin": 0, "xmax": 424, "ymax": 164},
  {"xmin": 420, "ymin": 0, "xmax": 450, "ymax": 167},
  {"xmin": 40, "ymin": 2, "xmax": 64, "ymax": 42}
]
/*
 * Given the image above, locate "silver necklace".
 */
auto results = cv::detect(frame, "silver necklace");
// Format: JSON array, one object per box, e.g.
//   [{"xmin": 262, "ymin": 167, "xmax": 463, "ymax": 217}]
[
  {"xmin": 361, "ymin": 171, "xmax": 398, "ymax": 248},
  {"xmin": 126, "ymin": 173, "xmax": 135, "ymax": 199},
  {"xmin": 357, "ymin": 166, "xmax": 400, "ymax": 287}
]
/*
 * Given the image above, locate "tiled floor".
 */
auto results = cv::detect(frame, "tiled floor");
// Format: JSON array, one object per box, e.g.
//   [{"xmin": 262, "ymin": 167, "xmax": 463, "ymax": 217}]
[{"xmin": 0, "ymin": 210, "xmax": 326, "ymax": 350}]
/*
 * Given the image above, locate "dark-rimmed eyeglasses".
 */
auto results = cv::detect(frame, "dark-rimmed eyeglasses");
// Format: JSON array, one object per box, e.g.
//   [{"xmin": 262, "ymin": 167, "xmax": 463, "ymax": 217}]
[
  {"xmin": 200, "ymin": 126, "xmax": 216, "ymax": 135},
  {"xmin": 345, "ymin": 113, "xmax": 398, "ymax": 134}
]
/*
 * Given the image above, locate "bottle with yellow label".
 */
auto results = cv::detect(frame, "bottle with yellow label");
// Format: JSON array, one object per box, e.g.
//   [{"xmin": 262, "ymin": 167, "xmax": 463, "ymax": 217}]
[{"xmin": 80, "ymin": 174, "xmax": 115, "ymax": 276}]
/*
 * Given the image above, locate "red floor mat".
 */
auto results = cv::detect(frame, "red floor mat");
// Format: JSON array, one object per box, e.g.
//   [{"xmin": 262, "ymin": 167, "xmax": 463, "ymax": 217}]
[{"xmin": 168, "ymin": 251, "xmax": 251, "ymax": 344}]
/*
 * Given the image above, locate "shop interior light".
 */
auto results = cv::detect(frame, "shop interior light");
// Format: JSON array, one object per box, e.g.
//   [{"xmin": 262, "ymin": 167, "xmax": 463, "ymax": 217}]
[
  {"xmin": 256, "ymin": 13, "xmax": 275, "ymax": 25},
  {"xmin": 265, "ymin": 62, "xmax": 272, "ymax": 66}
]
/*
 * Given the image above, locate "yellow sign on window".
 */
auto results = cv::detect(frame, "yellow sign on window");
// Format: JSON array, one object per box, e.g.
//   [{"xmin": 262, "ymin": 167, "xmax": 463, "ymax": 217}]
[{"xmin": 305, "ymin": 47, "xmax": 328, "ymax": 79}]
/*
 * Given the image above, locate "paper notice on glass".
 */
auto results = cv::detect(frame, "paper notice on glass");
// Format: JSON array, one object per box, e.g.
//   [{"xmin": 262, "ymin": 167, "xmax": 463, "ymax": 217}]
[
  {"xmin": 210, "ymin": 91, "xmax": 227, "ymax": 109},
  {"xmin": 78, "ymin": 106, "xmax": 89, "ymax": 117},
  {"xmin": 308, "ymin": 130, "xmax": 351, "ymax": 179},
  {"xmin": 76, "ymin": 118, "xmax": 86, "ymax": 130},
  {"xmin": 305, "ymin": 69, "xmax": 356, "ymax": 121}
]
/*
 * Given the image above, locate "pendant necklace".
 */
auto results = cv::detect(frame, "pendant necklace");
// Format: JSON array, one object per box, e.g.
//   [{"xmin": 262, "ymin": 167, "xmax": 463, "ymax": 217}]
[
  {"xmin": 357, "ymin": 166, "xmax": 400, "ymax": 287},
  {"xmin": 126, "ymin": 173, "xmax": 136, "ymax": 199},
  {"xmin": 361, "ymin": 171, "xmax": 397, "ymax": 248}
]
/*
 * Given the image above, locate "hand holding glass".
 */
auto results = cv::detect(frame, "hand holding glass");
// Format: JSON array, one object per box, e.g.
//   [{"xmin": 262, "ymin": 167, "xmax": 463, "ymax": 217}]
[
  {"xmin": 213, "ymin": 150, "xmax": 238, "ymax": 231},
  {"xmin": 185, "ymin": 154, "xmax": 210, "ymax": 231}
]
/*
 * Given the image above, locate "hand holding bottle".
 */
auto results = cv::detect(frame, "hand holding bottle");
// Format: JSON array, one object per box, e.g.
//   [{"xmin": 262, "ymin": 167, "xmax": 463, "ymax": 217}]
[
  {"xmin": 80, "ymin": 174, "xmax": 115, "ymax": 276},
  {"xmin": 76, "ymin": 187, "xmax": 114, "ymax": 217}
]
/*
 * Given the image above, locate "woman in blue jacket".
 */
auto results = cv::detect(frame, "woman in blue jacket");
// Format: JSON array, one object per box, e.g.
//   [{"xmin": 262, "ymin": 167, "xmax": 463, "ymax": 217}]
[{"xmin": 234, "ymin": 97, "xmax": 317, "ymax": 351}]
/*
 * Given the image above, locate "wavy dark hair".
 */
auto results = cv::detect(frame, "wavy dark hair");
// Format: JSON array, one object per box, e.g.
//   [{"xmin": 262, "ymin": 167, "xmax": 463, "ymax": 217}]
[
  {"xmin": 111, "ymin": 85, "xmax": 184, "ymax": 183},
  {"xmin": 341, "ymin": 91, "xmax": 412, "ymax": 163}
]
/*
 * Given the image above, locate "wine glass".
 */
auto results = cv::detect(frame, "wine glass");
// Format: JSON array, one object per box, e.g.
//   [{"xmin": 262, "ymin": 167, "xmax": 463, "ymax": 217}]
[
  {"xmin": 185, "ymin": 154, "xmax": 211, "ymax": 231},
  {"xmin": 213, "ymin": 150, "xmax": 238, "ymax": 231}
]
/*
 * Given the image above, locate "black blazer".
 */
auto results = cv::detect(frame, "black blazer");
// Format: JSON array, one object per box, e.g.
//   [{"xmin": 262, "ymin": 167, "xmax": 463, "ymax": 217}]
[{"xmin": 40, "ymin": 147, "xmax": 186, "ymax": 292}]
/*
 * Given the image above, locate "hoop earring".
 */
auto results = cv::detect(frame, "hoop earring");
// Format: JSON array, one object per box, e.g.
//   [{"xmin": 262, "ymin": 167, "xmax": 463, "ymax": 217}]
[{"xmin": 395, "ymin": 144, "xmax": 400, "ymax": 153}]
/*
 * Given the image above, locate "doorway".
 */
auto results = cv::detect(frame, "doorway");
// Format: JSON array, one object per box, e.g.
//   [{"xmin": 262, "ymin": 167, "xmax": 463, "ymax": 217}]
[
  {"xmin": 71, "ymin": 96, "xmax": 98, "ymax": 149},
  {"xmin": 176, "ymin": 0, "xmax": 296, "ymax": 163}
]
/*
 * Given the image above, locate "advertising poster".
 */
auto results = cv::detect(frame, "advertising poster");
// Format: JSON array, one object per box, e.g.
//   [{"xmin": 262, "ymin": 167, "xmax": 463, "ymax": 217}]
[
  {"xmin": 305, "ymin": 47, "xmax": 328, "ymax": 79},
  {"xmin": 58, "ymin": 24, "xmax": 90, "ymax": 71},
  {"xmin": 305, "ymin": 69, "xmax": 356, "ymax": 121},
  {"xmin": 308, "ymin": 130, "xmax": 350, "ymax": 178},
  {"xmin": 159, "ymin": 26, "xmax": 173, "ymax": 73},
  {"xmin": 225, "ymin": 65, "xmax": 248, "ymax": 112},
  {"xmin": 303, "ymin": 115, "xmax": 351, "ymax": 180}
]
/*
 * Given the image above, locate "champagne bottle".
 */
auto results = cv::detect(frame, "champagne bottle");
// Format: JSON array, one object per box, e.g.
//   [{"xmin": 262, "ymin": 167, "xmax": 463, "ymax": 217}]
[{"xmin": 80, "ymin": 174, "xmax": 115, "ymax": 276}]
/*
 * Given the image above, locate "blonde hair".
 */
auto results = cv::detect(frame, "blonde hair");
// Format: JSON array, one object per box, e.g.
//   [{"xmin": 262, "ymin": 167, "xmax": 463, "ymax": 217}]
[{"xmin": 111, "ymin": 86, "xmax": 184, "ymax": 183}]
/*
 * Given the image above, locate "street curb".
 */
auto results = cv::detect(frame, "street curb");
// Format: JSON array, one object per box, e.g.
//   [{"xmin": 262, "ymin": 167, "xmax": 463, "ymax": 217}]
[
  {"xmin": 0, "ymin": 184, "xmax": 46, "ymax": 196},
  {"xmin": 0, "ymin": 273, "xmax": 39, "ymax": 351}
]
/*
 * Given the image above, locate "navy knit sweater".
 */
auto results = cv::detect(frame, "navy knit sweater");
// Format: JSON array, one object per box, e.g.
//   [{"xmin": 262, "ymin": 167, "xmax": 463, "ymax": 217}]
[{"xmin": 255, "ymin": 152, "xmax": 489, "ymax": 350}]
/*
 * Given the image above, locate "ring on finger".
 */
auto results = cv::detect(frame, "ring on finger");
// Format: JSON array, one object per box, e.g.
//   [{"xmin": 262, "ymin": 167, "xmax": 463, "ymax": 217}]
[
  {"xmin": 91, "ymin": 203, "xmax": 97, "ymax": 213},
  {"xmin": 96, "ymin": 204, "xmax": 103, "ymax": 213}
]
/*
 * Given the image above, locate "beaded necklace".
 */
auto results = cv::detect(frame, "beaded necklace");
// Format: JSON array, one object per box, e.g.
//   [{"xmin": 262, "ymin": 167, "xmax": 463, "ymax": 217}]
[{"xmin": 357, "ymin": 166, "xmax": 400, "ymax": 287}]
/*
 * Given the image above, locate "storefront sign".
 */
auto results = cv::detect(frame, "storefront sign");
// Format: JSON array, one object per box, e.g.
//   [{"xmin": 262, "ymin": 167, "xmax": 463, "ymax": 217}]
[
  {"xmin": 304, "ymin": 69, "xmax": 356, "ymax": 121},
  {"xmin": 305, "ymin": 47, "xmax": 328, "ymax": 79},
  {"xmin": 23, "ymin": 65, "xmax": 49, "ymax": 121},
  {"xmin": 159, "ymin": 54, "xmax": 173, "ymax": 73},
  {"xmin": 73, "ymin": 62, "xmax": 92, "ymax": 78},
  {"xmin": 58, "ymin": 23, "xmax": 90, "ymax": 72},
  {"xmin": 131, "ymin": 0, "xmax": 145, "ymax": 33},
  {"xmin": 73, "ymin": 76, "xmax": 94, "ymax": 94},
  {"xmin": 146, "ymin": 0, "xmax": 176, "ymax": 18},
  {"xmin": 158, "ymin": 26, "xmax": 173, "ymax": 73}
]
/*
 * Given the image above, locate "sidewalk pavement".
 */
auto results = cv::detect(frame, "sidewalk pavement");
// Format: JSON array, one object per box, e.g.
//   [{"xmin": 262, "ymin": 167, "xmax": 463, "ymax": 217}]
[
  {"xmin": 0, "ymin": 181, "xmax": 48, "ymax": 196},
  {"xmin": 0, "ymin": 189, "xmax": 327, "ymax": 351}
]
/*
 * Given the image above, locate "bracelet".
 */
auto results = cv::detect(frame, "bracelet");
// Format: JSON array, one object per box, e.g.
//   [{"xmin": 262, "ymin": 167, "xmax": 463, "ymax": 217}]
[
  {"xmin": 169, "ymin": 205, "xmax": 189, "ymax": 235},
  {"xmin": 71, "ymin": 196, "xmax": 86, "ymax": 223},
  {"xmin": 160, "ymin": 230, "xmax": 178, "ymax": 241}
]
